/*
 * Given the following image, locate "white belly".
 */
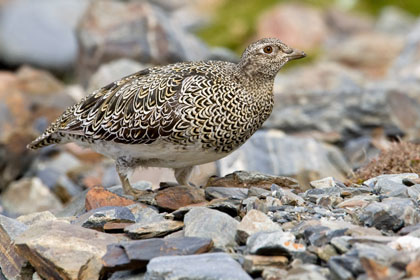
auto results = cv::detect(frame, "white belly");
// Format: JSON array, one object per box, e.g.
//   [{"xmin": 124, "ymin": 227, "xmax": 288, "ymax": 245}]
[{"xmin": 83, "ymin": 139, "xmax": 230, "ymax": 168}]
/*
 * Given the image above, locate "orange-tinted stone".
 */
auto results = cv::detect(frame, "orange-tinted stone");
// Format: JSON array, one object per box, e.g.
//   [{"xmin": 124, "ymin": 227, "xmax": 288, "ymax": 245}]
[
  {"xmin": 407, "ymin": 257, "xmax": 420, "ymax": 277},
  {"xmin": 155, "ymin": 186, "xmax": 206, "ymax": 211},
  {"xmin": 85, "ymin": 186, "xmax": 138, "ymax": 211}
]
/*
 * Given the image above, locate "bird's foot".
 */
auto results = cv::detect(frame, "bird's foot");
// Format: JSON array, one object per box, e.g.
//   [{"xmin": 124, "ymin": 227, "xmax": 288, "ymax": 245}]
[{"xmin": 125, "ymin": 188, "xmax": 153, "ymax": 200}]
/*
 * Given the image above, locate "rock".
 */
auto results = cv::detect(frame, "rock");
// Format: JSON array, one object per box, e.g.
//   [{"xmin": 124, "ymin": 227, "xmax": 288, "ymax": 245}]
[
  {"xmin": 184, "ymin": 207, "xmax": 239, "ymax": 248},
  {"xmin": 284, "ymin": 264, "xmax": 329, "ymax": 280},
  {"xmin": 246, "ymin": 231, "xmax": 305, "ymax": 257},
  {"xmin": 262, "ymin": 267, "xmax": 288, "ymax": 280},
  {"xmin": 76, "ymin": 0, "xmax": 209, "ymax": 84},
  {"xmin": 236, "ymin": 209, "xmax": 282, "ymax": 244},
  {"xmin": 85, "ymin": 186, "xmax": 138, "ymax": 211},
  {"xmin": 310, "ymin": 177, "xmax": 337, "ymax": 189},
  {"xmin": 205, "ymin": 187, "xmax": 248, "ymax": 200},
  {"xmin": 87, "ymin": 59, "xmax": 148, "ymax": 94},
  {"xmin": 144, "ymin": 253, "xmax": 252, "ymax": 280},
  {"xmin": 272, "ymin": 186, "xmax": 305, "ymax": 206},
  {"xmin": 389, "ymin": 235, "xmax": 420, "ymax": 252},
  {"xmin": 375, "ymin": 6, "xmax": 415, "ymax": 35},
  {"xmin": 327, "ymin": 32, "xmax": 404, "ymax": 78},
  {"xmin": 102, "ymin": 237, "xmax": 213, "ymax": 273},
  {"xmin": 311, "ymin": 244, "xmax": 338, "ymax": 262},
  {"xmin": 155, "ymin": 185, "xmax": 206, "ymax": 211},
  {"xmin": 218, "ymin": 131, "xmax": 350, "ymax": 188},
  {"xmin": 363, "ymin": 173, "xmax": 418, "ymax": 188},
  {"xmin": 358, "ymin": 197, "xmax": 420, "ymax": 231},
  {"xmin": 125, "ymin": 220, "xmax": 184, "ymax": 239},
  {"xmin": 55, "ymin": 189, "xmax": 88, "ymax": 217},
  {"xmin": 243, "ymin": 255, "xmax": 288, "ymax": 274},
  {"xmin": 326, "ymin": 8, "xmax": 373, "ymax": 35},
  {"xmin": 374, "ymin": 178, "xmax": 408, "ymax": 198},
  {"xmin": 207, "ymin": 170, "xmax": 300, "ymax": 190},
  {"xmin": 304, "ymin": 226, "xmax": 347, "ymax": 247},
  {"xmin": 0, "ymin": 215, "xmax": 30, "ymax": 280},
  {"xmin": 407, "ymin": 256, "xmax": 420, "ymax": 277},
  {"xmin": 0, "ymin": 0, "xmax": 89, "ymax": 71},
  {"xmin": 257, "ymin": 3, "xmax": 327, "ymax": 51},
  {"xmin": 74, "ymin": 206, "xmax": 136, "ymax": 230},
  {"xmin": 14, "ymin": 220, "xmax": 118, "ymax": 280},
  {"xmin": 336, "ymin": 195, "xmax": 376, "ymax": 209},
  {"xmin": 0, "ymin": 177, "xmax": 62, "ymax": 215},
  {"xmin": 126, "ymin": 204, "xmax": 164, "ymax": 223},
  {"xmin": 248, "ymin": 187, "xmax": 271, "ymax": 198},
  {"xmin": 391, "ymin": 19, "xmax": 420, "ymax": 80},
  {"xmin": 16, "ymin": 211, "xmax": 56, "ymax": 226}
]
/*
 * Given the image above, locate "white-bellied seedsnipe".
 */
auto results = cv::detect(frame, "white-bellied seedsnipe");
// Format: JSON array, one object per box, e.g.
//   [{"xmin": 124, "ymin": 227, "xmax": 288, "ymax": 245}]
[{"xmin": 28, "ymin": 38, "xmax": 306, "ymax": 198}]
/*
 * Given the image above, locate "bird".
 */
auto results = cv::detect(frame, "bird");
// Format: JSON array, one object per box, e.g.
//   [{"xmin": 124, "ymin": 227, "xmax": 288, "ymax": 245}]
[{"xmin": 28, "ymin": 38, "xmax": 306, "ymax": 199}]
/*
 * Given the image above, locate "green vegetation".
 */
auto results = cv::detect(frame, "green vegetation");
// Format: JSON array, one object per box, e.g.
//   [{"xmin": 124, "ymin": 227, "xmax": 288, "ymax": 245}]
[{"xmin": 355, "ymin": 0, "xmax": 420, "ymax": 16}]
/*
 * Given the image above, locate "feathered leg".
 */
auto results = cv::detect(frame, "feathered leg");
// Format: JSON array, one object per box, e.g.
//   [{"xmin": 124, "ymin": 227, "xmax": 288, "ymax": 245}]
[{"xmin": 174, "ymin": 166, "xmax": 195, "ymax": 186}]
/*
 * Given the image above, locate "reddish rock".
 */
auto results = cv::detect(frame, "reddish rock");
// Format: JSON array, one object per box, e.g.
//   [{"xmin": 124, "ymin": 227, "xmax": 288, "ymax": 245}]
[
  {"xmin": 257, "ymin": 3, "xmax": 327, "ymax": 51},
  {"xmin": 85, "ymin": 186, "xmax": 138, "ymax": 211},
  {"xmin": 407, "ymin": 257, "xmax": 420, "ymax": 277},
  {"xmin": 155, "ymin": 186, "xmax": 206, "ymax": 211}
]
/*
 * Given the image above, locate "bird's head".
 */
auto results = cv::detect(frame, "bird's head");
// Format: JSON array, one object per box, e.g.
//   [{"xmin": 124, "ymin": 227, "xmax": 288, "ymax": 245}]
[{"xmin": 238, "ymin": 38, "xmax": 306, "ymax": 79}]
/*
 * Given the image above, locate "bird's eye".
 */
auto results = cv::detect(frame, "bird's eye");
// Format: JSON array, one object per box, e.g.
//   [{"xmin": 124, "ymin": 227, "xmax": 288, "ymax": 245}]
[{"xmin": 263, "ymin": 46, "xmax": 273, "ymax": 54}]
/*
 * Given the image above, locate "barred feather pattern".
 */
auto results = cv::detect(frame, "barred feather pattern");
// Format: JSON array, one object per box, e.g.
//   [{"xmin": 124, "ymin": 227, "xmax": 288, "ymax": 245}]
[{"xmin": 29, "ymin": 61, "xmax": 274, "ymax": 154}]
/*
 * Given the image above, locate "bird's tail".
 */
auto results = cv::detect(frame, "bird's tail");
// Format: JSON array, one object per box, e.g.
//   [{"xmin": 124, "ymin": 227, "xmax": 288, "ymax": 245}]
[{"xmin": 27, "ymin": 132, "xmax": 61, "ymax": 150}]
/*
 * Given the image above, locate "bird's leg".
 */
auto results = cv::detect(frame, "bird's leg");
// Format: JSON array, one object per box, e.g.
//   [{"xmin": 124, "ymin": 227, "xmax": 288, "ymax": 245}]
[
  {"xmin": 116, "ymin": 163, "xmax": 149, "ymax": 200},
  {"xmin": 174, "ymin": 166, "xmax": 195, "ymax": 187}
]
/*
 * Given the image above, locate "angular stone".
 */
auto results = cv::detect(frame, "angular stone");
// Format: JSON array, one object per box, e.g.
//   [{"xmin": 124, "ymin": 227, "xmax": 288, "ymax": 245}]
[
  {"xmin": 243, "ymin": 255, "xmax": 288, "ymax": 274},
  {"xmin": 311, "ymin": 244, "xmax": 338, "ymax": 262},
  {"xmin": 102, "ymin": 237, "xmax": 213, "ymax": 272},
  {"xmin": 236, "ymin": 209, "xmax": 281, "ymax": 244},
  {"xmin": 336, "ymin": 195, "xmax": 376, "ymax": 209},
  {"xmin": 389, "ymin": 235, "xmax": 420, "ymax": 252},
  {"xmin": 207, "ymin": 170, "xmax": 299, "ymax": 191},
  {"xmin": 0, "ymin": 215, "xmax": 29, "ymax": 280},
  {"xmin": 358, "ymin": 197, "xmax": 420, "ymax": 231},
  {"xmin": 374, "ymin": 178, "xmax": 408, "ymax": 198},
  {"xmin": 126, "ymin": 204, "xmax": 164, "ymax": 223},
  {"xmin": 205, "ymin": 187, "xmax": 248, "ymax": 200},
  {"xmin": 125, "ymin": 220, "xmax": 184, "ymax": 239},
  {"xmin": 145, "ymin": 253, "xmax": 251, "ymax": 280},
  {"xmin": 304, "ymin": 226, "xmax": 347, "ymax": 247},
  {"xmin": 363, "ymin": 173, "xmax": 418, "ymax": 188},
  {"xmin": 0, "ymin": 177, "xmax": 62, "ymax": 215},
  {"xmin": 74, "ymin": 206, "xmax": 136, "ymax": 230},
  {"xmin": 184, "ymin": 207, "xmax": 239, "ymax": 248},
  {"xmin": 262, "ymin": 267, "xmax": 288, "ymax": 280},
  {"xmin": 310, "ymin": 177, "xmax": 336, "ymax": 189},
  {"xmin": 407, "ymin": 257, "xmax": 420, "ymax": 277},
  {"xmin": 16, "ymin": 211, "xmax": 56, "ymax": 226},
  {"xmin": 246, "ymin": 231, "xmax": 305, "ymax": 257},
  {"xmin": 14, "ymin": 221, "xmax": 118, "ymax": 280},
  {"xmin": 155, "ymin": 186, "xmax": 206, "ymax": 211},
  {"xmin": 284, "ymin": 264, "xmax": 329, "ymax": 280},
  {"xmin": 85, "ymin": 186, "xmax": 137, "ymax": 211},
  {"xmin": 248, "ymin": 187, "xmax": 271, "ymax": 198}
]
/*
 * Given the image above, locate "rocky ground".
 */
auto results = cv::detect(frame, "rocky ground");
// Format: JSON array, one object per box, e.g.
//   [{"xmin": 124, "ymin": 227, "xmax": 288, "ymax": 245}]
[
  {"xmin": 1, "ymin": 171, "xmax": 420, "ymax": 279},
  {"xmin": 1, "ymin": 0, "xmax": 420, "ymax": 279}
]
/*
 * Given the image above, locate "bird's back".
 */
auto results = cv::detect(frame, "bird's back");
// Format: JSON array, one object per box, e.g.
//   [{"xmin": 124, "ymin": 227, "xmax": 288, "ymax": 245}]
[{"xmin": 28, "ymin": 60, "xmax": 273, "ymax": 154}]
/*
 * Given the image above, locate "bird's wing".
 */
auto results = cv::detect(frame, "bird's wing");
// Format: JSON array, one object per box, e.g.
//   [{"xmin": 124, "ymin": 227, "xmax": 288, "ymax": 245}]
[{"xmin": 56, "ymin": 65, "xmax": 214, "ymax": 145}]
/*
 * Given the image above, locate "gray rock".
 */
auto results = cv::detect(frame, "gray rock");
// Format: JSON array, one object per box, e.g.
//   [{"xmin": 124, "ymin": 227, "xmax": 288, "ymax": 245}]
[
  {"xmin": 144, "ymin": 253, "xmax": 252, "ymax": 280},
  {"xmin": 358, "ymin": 197, "xmax": 420, "ymax": 231},
  {"xmin": 218, "ymin": 130, "xmax": 351, "ymax": 186},
  {"xmin": 0, "ymin": 177, "xmax": 63, "ymax": 215},
  {"xmin": 236, "ymin": 209, "xmax": 281, "ymax": 244},
  {"xmin": 284, "ymin": 264, "xmax": 329, "ymax": 280},
  {"xmin": 407, "ymin": 184, "xmax": 420, "ymax": 201},
  {"xmin": 74, "ymin": 206, "xmax": 136, "ymax": 230},
  {"xmin": 17, "ymin": 211, "xmax": 56, "ymax": 226},
  {"xmin": 248, "ymin": 187, "xmax": 271, "ymax": 198},
  {"xmin": 86, "ymin": 59, "xmax": 149, "ymax": 94},
  {"xmin": 310, "ymin": 177, "xmax": 337, "ymax": 189},
  {"xmin": 125, "ymin": 220, "xmax": 184, "ymax": 239},
  {"xmin": 102, "ymin": 237, "xmax": 213, "ymax": 273},
  {"xmin": 205, "ymin": 187, "xmax": 248, "ymax": 200},
  {"xmin": 0, "ymin": 0, "xmax": 90, "ymax": 71},
  {"xmin": 184, "ymin": 207, "xmax": 239, "ymax": 248},
  {"xmin": 55, "ymin": 189, "xmax": 88, "ymax": 218},
  {"xmin": 374, "ymin": 178, "xmax": 408, "ymax": 198},
  {"xmin": 246, "ymin": 231, "xmax": 305, "ymax": 257},
  {"xmin": 77, "ymin": 0, "xmax": 210, "ymax": 84},
  {"xmin": 126, "ymin": 204, "xmax": 164, "ymax": 224},
  {"xmin": 375, "ymin": 6, "xmax": 415, "ymax": 35},
  {"xmin": 363, "ymin": 173, "xmax": 418, "ymax": 188},
  {"xmin": 243, "ymin": 255, "xmax": 288, "ymax": 274}
]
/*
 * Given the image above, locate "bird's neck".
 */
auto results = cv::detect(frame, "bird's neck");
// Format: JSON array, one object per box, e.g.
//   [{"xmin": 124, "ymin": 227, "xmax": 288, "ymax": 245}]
[{"xmin": 233, "ymin": 64, "xmax": 275, "ymax": 98}]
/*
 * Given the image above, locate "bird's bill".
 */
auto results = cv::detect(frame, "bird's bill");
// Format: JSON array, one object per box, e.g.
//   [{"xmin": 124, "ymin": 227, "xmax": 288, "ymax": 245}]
[{"xmin": 286, "ymin": 49, "xmax": 306, "ymax": 61}]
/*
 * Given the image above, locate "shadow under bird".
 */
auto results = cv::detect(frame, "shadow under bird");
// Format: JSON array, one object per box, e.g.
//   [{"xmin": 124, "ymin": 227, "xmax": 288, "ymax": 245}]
[{"xmin": 28, "ymin": 38, "xmax": 306, "ymax": 199}]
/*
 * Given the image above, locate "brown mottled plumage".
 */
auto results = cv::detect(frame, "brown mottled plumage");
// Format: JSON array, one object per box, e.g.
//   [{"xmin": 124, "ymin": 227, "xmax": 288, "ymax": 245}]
[{"xmin": 28, "ymin": 38, "xmax": 305, "ymax": 198}]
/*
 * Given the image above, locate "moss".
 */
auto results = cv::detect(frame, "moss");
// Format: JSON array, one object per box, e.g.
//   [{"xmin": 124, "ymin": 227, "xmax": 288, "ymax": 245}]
[{"xmin": 350, "ymin": 141, "xmax": 420, "ymax": 184}]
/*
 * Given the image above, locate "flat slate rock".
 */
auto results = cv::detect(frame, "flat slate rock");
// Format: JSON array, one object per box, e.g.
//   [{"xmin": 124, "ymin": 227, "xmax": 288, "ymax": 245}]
[
  {"xmin": 125, "ymin": 220, "xmax": 184, "ymax": 239},
  {"xmin": 0, "ymin": 215, "xmax": 29, "ymax": 280},
  {"xmin": 14, "ymin": 220, "xmax": 118, "ymax": 280},
  {"xmin": 246, "ymin": 231, "xmax": 305, "ymax": 257},
  {"xmin": 205, "ymin": 187, "xmax": 248, "ymax": 200},
  {"xmin": 102, "ymin": 237, "xmax": 213, "ymax": 272},
  {"xmin": 144, "ymin": 253, "xmax": 252, "ymax": 280},
  {"xmin": 236, "ymin": 209, "xmax": 281, "ymax": 244},
  {"xmin": 184, "ymin": 207, "xmax": 239, "ymax": 248},
  {"xmin": 74, "ymin": 206, "xmax": 136, "ymax": 230},
  {"xmin": 85, "ymin": 186, "xmax": 137, "ymax": 211},
  {"xmin": 155, "ymin": 185, "xmax": 206, "ymax": 211}
]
